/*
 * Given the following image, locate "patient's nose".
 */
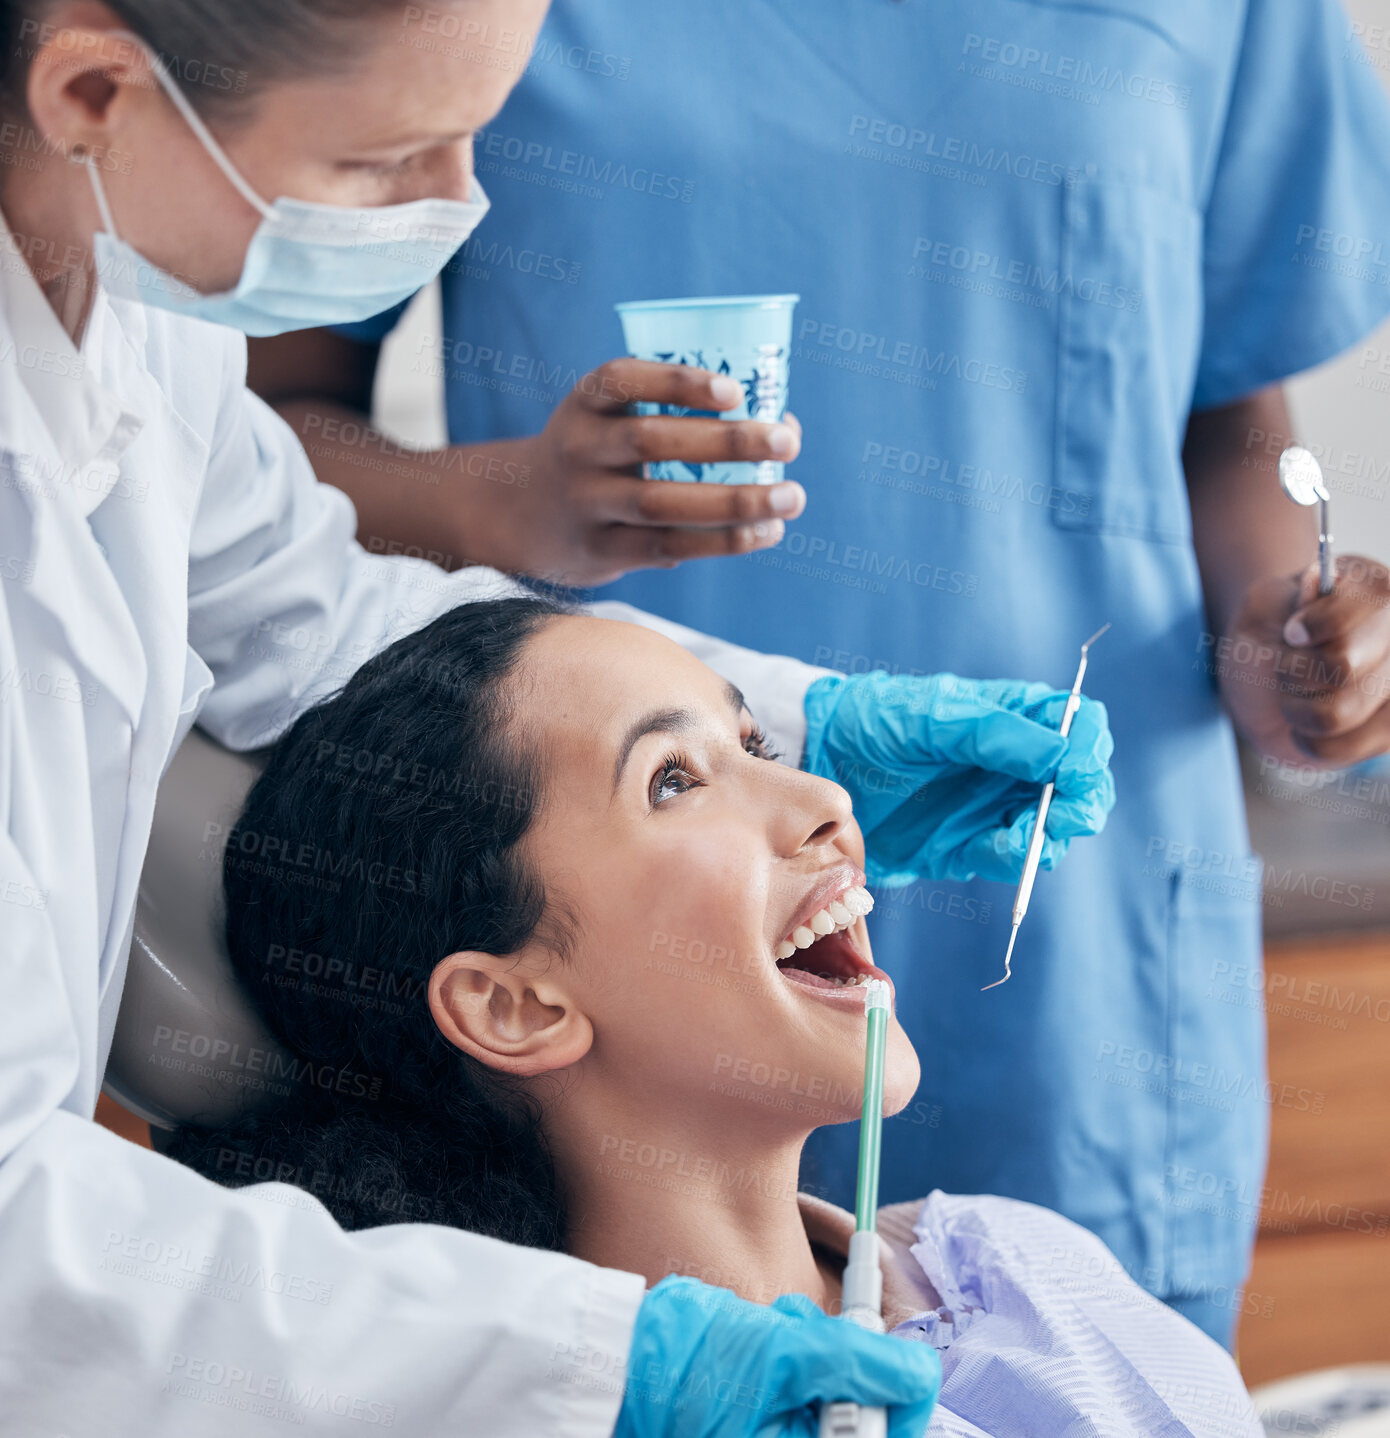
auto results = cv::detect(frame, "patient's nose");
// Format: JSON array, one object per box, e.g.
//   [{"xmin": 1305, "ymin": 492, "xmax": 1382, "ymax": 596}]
[{"xmin": 769, "ymin": 765, "xmax": 855, "ymax": 855}]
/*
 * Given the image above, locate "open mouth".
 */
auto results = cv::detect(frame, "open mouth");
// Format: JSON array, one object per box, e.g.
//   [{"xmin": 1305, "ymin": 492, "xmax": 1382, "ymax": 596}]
[{"xmin": 773, "ymin": 882, "xmax": 883, "ymax": 991}]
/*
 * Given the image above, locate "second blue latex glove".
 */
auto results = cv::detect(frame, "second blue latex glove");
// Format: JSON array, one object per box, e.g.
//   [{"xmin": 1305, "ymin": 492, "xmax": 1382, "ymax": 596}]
[
  {"xmin": 614, "ymin": 1277, "xmax": 941, "ymax": 1438},
  {"xmin": 801, "ymin": 671, "xmax": 1115, "ymax": 886}
]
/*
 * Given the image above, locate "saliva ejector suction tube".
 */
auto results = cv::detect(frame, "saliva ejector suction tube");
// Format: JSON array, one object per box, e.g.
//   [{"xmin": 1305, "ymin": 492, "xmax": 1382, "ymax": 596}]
[{"xmin": 818, "ymin": 978, "xmax": 891, "ymax": 1438}]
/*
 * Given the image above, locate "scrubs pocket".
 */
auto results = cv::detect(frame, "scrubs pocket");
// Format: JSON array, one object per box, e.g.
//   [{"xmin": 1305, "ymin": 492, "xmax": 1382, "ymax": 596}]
[
  {"xmin": 1053, "ymin": 179, "xmax": 1203, "ymax": 544},
  {"xmin": 1162, "ymin": 860, "xmax": 1268, "ymax": 1300}
]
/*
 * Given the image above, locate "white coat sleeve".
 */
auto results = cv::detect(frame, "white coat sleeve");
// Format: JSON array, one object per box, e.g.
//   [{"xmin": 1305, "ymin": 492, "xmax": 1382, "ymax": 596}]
[
  {"xmin": 186, "ymin": 361, "xmax": 530, "ymax": 750},
  {"xmin": 186, "ymin": 359, "xmax": 831, "ymax": 758}
]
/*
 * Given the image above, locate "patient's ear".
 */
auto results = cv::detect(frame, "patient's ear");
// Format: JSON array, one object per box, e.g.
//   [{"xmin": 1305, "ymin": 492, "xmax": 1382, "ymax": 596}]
[{"xmin": 428, "ymin": 951, "xmax": 593, "ymax": 1077}]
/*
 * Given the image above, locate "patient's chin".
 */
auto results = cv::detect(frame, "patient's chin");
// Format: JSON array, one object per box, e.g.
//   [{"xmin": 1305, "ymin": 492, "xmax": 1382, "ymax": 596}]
[{"xmin": 883, "ymin": 1035, "xmax": 922, "ymax": 1116}]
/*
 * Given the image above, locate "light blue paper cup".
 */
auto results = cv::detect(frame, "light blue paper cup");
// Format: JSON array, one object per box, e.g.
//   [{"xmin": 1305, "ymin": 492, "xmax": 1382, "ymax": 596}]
[{"xmin": 615, "ymin": 293, "xmax": 800, "ymax": 484}]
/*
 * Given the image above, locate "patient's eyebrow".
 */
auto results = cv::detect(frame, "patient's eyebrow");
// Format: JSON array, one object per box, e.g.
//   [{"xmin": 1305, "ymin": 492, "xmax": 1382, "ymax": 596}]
[
  {"xmin": 613, "ymin": 708, "xmax": 698, "ymax": 792},
  {"xmin": 611, "ymin": 685, "xmax": 747, "ymax": 794}
]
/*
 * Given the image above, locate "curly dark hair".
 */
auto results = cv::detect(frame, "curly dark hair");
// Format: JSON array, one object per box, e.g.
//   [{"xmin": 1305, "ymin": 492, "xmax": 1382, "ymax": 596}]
[{"xmin": 167, "ymin": 597, "xmax": 577, "ymax": 1251}]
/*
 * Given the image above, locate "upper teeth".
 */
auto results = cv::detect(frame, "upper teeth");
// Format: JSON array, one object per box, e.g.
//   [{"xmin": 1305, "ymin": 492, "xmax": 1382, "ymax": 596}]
[{"xmin": 775, "ymin": 886, "xmax": 874, "ymax": 960}]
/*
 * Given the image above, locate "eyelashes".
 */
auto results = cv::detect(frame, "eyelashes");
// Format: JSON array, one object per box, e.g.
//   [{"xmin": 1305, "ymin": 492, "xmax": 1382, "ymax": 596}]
[
  {"xmin": 745, "ymin": 724, "xmax": 781, "ymax": 763},
  {"xmin": 648, "ymin": 726, "xmax": 782, "ymax": 807},
  {"xmin": 651, "ymin": 751, "xmax": 699, "ymax": 806}
]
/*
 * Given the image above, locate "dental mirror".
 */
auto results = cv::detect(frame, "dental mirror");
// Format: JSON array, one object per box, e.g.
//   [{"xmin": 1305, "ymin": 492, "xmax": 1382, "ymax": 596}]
[
  {"xmin": 1278, "ymin": 445, "xmax": 1329, "ymax": 506},
  {"xmin": 1277, "ymin": 445, "xmax": 1334, "ymax": 595}
]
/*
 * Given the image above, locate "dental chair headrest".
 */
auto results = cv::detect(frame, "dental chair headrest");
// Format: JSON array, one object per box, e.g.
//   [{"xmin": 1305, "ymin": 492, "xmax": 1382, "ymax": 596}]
[{"xmin": 105, "ymin": 727, "xmax": 291, "ymax": 1132}]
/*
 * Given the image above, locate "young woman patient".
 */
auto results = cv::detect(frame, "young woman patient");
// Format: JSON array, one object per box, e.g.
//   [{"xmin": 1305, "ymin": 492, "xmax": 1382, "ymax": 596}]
[{"xmin": 171, "ymin": 598, "xmax": 1262, "ymax": 1438}]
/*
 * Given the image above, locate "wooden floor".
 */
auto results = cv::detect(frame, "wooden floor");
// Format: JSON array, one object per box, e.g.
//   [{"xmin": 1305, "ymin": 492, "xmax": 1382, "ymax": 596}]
[{"xmin": 1236, "ymin": 931, "xmax": 1390, "ymax": 1385}]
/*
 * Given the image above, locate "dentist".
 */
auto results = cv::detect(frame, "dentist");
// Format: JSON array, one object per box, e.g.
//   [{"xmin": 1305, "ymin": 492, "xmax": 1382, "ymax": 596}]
[{"xmin": 0, "ymin": 2, "xmax": 1110, "ymax": 1434}]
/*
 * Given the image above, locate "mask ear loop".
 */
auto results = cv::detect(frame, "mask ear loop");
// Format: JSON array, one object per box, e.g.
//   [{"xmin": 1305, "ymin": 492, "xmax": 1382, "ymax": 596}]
[
  {"xmin": 82, "ymin": 150, "xmax": 120, "ymax": 240},
  {"xmin": 138, "ymin": 42, "xmax": 275, "ymax": 221},
  {"xmin": 104, "ymin": 30, "xmax": 275, "ymax": 222}
]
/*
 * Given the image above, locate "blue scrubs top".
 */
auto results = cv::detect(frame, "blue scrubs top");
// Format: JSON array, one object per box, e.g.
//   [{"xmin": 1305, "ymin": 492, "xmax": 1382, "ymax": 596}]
[{"xmin": 345, "ymin": 0, "xmax": 1390, "ymax": 1343}]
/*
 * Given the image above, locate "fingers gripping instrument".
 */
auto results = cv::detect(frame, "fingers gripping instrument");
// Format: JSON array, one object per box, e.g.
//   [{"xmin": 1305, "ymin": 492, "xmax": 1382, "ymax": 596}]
[
  {"xmin": 983, "ymin": 625, "xmax": 1110, "ymax": 991},
  {"xmin": 817, "ymin": 980, "xmax": 891, "ymax": 1438}
]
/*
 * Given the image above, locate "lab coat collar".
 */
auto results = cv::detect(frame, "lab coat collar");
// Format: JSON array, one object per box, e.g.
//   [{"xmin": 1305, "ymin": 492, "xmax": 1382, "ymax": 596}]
[
  {"xmin": 0, "ymin": 204, "xmax": 204, "ymax": 733},
  {"xmin": 0, "ymin": 204, "xmax": 144, "ymax": 515}
]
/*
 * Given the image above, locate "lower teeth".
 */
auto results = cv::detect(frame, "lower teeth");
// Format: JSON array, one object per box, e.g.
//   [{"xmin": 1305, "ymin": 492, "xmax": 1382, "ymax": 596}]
[{"xmin": 779, "ymin": 967, "xmax": 870, "ymax": 988}]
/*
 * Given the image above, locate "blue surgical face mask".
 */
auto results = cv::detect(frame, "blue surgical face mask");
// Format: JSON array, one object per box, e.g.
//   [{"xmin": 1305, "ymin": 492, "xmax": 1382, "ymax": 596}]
[{"xmin": 86, "ymin": 39, "xmax": 490, "ymax": 336}]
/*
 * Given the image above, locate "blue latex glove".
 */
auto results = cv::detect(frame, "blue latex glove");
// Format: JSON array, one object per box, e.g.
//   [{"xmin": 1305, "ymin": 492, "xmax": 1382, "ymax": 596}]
[
  {"xmin": 802, "ymin": 672, "xmax": 1115, "ymax": 887},
  {"xmin": 614, "ymin": 1277, "xmax": 941, "ymax": 1438}
]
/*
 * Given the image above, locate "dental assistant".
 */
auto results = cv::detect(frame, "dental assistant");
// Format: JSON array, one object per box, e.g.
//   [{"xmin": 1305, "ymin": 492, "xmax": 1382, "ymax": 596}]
[
  {"xmin": 0, "ymin": 2, "xmax": 970, "ymax": 1433},
  {"xmin": 269, "ymin": 0, "xmax": 1390, "ymax": 1346}
]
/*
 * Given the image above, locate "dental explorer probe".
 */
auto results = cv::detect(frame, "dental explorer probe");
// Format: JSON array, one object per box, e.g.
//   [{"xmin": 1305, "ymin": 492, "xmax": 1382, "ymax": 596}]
[
  {"xmin": 818, "ymin": 979, "xmax": 891, "ymax": 1438},
  {"xmin": 982, "ymin": 625, "xmax": 1110, "ymax": 992},
  {"xmin": 1278, "ymin": 446, "xmax": 1335, "ymax": 595}
]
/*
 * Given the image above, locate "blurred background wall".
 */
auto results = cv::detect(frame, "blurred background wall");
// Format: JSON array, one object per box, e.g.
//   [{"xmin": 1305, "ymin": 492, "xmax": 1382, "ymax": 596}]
[{"xmin": 1288, "ymin": 0, "xmax": 1390, "ymax": 562}]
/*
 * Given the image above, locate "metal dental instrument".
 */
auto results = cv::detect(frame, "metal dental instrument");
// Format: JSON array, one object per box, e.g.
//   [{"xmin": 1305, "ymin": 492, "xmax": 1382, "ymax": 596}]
[
  {"xmin": 983, "ymin": 624, "xmax": 1110, "ymax": 992},
  {"xmin": 1278, "ymin": 446, "xmax": 1335, "ymax": 596},
  {"xmin": 818, "ymin": 979, "xmax": 891, "ymax": 1438}
]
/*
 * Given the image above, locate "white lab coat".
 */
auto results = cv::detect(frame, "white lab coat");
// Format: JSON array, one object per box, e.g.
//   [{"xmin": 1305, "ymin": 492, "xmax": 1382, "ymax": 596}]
[{"xmin": 0, "ymin": 213, "xmax": 824, "ymax": 1437}]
